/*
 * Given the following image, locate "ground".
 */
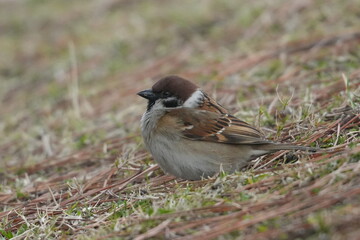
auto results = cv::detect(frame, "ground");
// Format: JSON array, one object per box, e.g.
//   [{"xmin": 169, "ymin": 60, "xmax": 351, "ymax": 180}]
[{"xmin": 0, "ymin": 0, "xmax": 360, "ymax": 239}]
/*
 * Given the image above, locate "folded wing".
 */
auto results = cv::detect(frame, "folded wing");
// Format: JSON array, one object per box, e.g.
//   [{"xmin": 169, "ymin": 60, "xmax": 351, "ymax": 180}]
[{"xmin": 165, "ymin": 108, "xmax": 272, "ymax": 145}]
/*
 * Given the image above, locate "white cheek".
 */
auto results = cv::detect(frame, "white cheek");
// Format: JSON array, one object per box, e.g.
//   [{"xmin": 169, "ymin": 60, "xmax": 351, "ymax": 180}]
[
  {"xmin": 152, "ymin": 100, "xmax": 166, "ymax": 110},
  {"xmin": 183, "ymin": 89, "xmax": 203, "ymax": 108}
]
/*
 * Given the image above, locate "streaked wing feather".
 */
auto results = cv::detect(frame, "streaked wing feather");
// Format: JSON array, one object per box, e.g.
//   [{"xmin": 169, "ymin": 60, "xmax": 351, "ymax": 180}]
[{"xmin": 166, "ymin": 108, "xmax": 270, "ymax": 145}]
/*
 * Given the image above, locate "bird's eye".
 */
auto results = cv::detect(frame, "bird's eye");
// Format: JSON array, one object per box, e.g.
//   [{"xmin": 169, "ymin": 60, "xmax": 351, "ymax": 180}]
[{"xmin": 162, "ymin": 91, "xmax": 171, "ymax": 98}]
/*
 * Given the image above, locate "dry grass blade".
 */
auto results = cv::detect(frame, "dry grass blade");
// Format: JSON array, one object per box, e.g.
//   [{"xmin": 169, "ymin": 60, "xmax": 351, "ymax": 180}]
[{"xmin": 133, "ymin": 219, "xmax": 172, "ymax": 240}]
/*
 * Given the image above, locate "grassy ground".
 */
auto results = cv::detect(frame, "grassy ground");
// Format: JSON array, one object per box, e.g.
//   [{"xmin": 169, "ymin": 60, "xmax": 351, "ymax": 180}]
[{"xmin": 1, "ymin": 0, "xmax": 360, "ymax": 239}]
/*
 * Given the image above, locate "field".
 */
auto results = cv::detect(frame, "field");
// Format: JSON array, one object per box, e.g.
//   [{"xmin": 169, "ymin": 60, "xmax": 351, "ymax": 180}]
[{"xmin": 0, "ymin": 0, "xmax": 360, "ymax": 239}]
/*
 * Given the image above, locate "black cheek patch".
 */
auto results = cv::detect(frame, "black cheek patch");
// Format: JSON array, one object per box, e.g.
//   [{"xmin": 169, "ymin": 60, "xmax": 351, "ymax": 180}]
[{"xmin": 163, "ymin": 98, "xmax": 181, "ymax": 108}]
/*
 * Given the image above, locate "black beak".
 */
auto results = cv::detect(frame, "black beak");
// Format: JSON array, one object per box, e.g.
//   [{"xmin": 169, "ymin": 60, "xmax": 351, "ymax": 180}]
[{"xmin": 137, "ymin": 89, "xmax": 158, "ymax": 100}]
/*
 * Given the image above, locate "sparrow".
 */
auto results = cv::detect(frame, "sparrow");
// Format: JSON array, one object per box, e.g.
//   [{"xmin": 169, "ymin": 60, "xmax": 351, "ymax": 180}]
[{"xmin": 138, "ymin": 75, "xmax": 317, "ymax": 180}]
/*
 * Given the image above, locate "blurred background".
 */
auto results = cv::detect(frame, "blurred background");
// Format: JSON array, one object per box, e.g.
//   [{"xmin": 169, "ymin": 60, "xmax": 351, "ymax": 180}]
[
  {"xmin": 0, "ymin": 0, "xmax": 359, "ymax": 239},
  {"xmin": 0, "ymin": 0, "xmax": 360, "ymax": 148},
  {"xmin": 1, "ymin": 0, "xmax": 359, "ymax": 156}
]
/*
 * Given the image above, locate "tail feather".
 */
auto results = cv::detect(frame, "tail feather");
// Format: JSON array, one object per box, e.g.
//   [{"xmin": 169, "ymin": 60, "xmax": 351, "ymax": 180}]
[{"xmin": 252, "ymin": 143, "xmax": 319, "ymax": 154}]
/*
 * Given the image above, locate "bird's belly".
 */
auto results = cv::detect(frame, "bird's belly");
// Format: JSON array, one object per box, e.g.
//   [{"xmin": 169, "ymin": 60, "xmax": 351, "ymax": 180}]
[{"xmin": 145, "ymin": 134, "xmax": 253, "ymax": 180}]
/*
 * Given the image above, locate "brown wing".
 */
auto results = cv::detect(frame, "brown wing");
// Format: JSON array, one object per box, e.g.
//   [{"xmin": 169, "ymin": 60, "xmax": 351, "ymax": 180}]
[{"xmin": 164, "ymin": 108, "xmax": 271, "ymax": 145}]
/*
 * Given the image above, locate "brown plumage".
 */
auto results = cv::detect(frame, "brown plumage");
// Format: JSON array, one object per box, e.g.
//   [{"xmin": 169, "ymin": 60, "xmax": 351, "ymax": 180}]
[{"xmin": 138, "ymin": 76, "xmax": 318, "ymax": 180}]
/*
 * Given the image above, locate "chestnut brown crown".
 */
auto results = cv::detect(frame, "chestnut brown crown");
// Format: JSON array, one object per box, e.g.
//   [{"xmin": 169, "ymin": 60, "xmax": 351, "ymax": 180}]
[{"xmin": 152, "ymin": 75, "xmax": 198, "ymax": 102}]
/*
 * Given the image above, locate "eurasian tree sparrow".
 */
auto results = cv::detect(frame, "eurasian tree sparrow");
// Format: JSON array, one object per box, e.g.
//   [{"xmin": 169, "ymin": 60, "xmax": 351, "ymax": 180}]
[{"xmin": 138, "ymin": 76, "xmax": 317, "ymax": 180}]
